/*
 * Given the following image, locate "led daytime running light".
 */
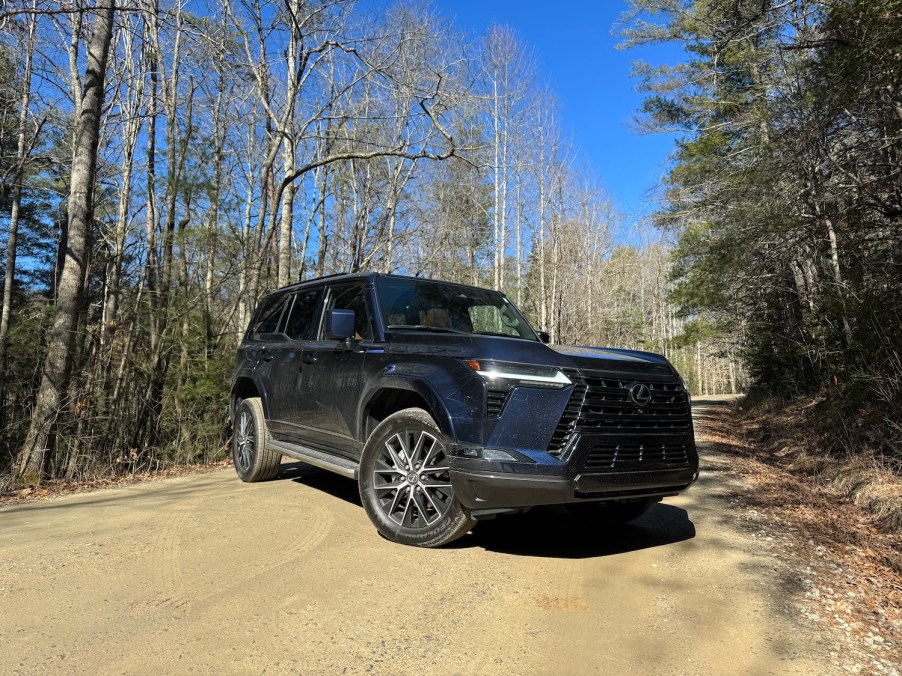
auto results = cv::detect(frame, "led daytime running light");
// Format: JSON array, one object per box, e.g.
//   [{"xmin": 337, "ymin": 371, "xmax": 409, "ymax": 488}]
[{"xmin": 469, "ymin": 361, "xmax": 571, "ymax": 386}]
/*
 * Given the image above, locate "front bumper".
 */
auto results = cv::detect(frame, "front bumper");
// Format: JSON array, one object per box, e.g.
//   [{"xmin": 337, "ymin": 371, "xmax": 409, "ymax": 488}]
[{"xmin": 450, "ymin": 465, "xmax": 698, "ymax": 512}]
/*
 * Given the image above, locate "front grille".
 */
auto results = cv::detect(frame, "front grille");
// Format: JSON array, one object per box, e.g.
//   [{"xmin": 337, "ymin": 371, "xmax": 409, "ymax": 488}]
[
  {"xmin": 585, "ymin": 440, "xmax": 689, "ymax": 473},
  {"xmin": 546, "ymin": 370, "xmax": 690, "ymax": 456},
  {"xmin": 578, "ymin": 376, "xmax": 690, "ymax": 430},
  {"xmin": 486, "ymin": 387, "xmax": 510, "ymax": 418}
]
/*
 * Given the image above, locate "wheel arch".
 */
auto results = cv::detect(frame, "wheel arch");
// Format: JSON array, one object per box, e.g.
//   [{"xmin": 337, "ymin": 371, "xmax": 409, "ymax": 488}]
[
  {"xmin": 230, "ymin": 376, "xmax": 262, "ymax": 422},
  {"xmin": 361, "ymin": 383, "xmax": 453, "ymax": 442}
]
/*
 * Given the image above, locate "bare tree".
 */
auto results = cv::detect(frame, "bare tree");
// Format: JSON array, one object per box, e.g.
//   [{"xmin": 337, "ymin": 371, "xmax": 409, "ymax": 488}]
[{"xmin": 17, "ymin": 0, "xmax": 116, "ymax": 480}]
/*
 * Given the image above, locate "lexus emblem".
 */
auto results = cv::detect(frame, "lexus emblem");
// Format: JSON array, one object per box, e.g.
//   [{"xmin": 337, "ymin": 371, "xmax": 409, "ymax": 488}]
[{"xmin": 627, "ymin": 382, "xmax": 652, "ymax": 407}]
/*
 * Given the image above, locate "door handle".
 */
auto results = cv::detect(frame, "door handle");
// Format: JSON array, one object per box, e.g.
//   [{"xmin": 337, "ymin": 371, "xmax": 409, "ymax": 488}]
[{"xmin": 301, "ymin": 351, "xmax": 317, "ymax": 364}]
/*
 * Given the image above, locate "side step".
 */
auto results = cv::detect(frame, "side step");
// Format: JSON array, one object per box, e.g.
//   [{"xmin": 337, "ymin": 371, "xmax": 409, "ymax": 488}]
[{"xmin": 269, "ymin": 440, "xmax": 359, "ymax": 480}]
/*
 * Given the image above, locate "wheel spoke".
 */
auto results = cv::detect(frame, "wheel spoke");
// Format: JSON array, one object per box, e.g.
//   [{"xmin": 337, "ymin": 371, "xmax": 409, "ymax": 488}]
[
  {"xmin": 389, "ymin": 484, "xmax": 408, "ymax": 516},
  {"xmin": 412, "ymin": 488, "xmax": 433, "ymax": 525},
  {"xmin": 420, "ymin": 482, "xmax": 453, "ymax": 492},
  {"xmin": 384, "ymin": 437, "xmax": 408, "ymax": 471},
  {"xmin": 410, "ymin": 431, "xmax": 427, "ymax": 467},
  {"xmin": 396, "ymin": 432, "xmax": 412, "ymax": 464},
  {"xmin": 374, "ymin": 460, "xmax": 405, "ymax": 476},
  {"xmin": 420, "ymin": 485, "xmax": 443, "ymax": 518},
  {"xmin": 421, "ymin": 440, "xmax": 439, "ymax": 469},
  {"xmin": 401, "ymin": 489, "xmax": 415, "ymax": 527}
]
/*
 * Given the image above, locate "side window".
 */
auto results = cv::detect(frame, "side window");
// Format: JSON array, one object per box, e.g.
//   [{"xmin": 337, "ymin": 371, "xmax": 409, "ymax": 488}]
[
  {"xmin": 283, "ymin": 288, "xmax": 323, "ymax": 341},
  {"xmin": 250, "ymin": 294, "xmax": 290, "ymax": 338},
  {"xmin": 321, "ymin": 284, "xmax": 372, "ymax": 340},
  {"xmin": 469, "ymin": 304, "xmax": 521, "ymax": 337}
]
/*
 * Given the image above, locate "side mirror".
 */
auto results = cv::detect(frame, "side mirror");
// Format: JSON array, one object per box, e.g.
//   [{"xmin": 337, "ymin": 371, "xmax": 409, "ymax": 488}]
[
  {"xmin": 325, "ymin": 308, "xmax": 355, "ymax": 340},
  {"xmin": 537, "ymin": 330, "xmax": 550, "ymax": 344}
]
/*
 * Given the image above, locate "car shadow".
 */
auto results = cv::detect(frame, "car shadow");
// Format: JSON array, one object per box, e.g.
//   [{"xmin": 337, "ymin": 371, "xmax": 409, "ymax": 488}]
[
  {"xmin": 463, "ymin": 503, "xmax": 695, "ymax": 558},
  {"xmin": 278, "ymin": 462, "xmax": 695, "ymax": 559},
  {"xmin": 277, "ymin": 461, "xmax": 363, "ymax": 506}
]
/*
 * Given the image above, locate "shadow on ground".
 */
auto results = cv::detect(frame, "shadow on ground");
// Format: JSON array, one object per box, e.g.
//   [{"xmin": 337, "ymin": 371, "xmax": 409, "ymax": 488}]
[
  {"xmin": 466, "ymin": 503, "xmax": 695, "ymax": 558},
  {"xmin": 279, "ymin": 461, "xmax": 695, "ymax": 559}
]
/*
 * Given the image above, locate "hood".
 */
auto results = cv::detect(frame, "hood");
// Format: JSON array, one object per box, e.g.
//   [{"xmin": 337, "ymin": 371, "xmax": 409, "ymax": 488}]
[
  {"xmin": 384, "ymin": 333, "xmax": 678, "ymax": 377},
  {"xmin": 550, "ymin": 344, "xmax": 677, "ymax": 377}
]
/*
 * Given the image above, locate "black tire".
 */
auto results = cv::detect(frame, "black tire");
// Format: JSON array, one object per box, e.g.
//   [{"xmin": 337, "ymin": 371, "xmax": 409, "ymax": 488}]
[
  {"xmin": 232, "ymin": 397, "xmax": 282, "ymax": 482},
  {"xmin": 565, "ymin": 498, "xmax": 658, "ymax": 526},
  {"xmin": 359, "ymin": 407, "xmax": 476, "ymax": 547}
]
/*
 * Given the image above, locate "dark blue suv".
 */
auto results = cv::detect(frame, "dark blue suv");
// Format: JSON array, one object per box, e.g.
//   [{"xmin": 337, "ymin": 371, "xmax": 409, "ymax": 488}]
[{"xmin": 230, "ymin": 272, "xmax": 698, "ymax": 546}]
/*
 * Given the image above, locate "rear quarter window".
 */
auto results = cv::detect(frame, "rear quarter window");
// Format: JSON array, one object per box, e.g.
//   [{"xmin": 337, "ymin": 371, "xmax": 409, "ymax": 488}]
[{"xmin": 248, "ymin": 294, "xmax": 290, "ymax": 339}]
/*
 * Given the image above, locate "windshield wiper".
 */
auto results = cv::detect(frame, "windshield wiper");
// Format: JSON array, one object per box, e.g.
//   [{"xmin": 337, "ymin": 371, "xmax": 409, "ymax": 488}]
[
  {"xmin": 386, "ymin": 324, "xmax": 468, "ymax": 334},
  {"xmin": 472, "ymin": 330, "xmax": 531, "ymax": 340}
]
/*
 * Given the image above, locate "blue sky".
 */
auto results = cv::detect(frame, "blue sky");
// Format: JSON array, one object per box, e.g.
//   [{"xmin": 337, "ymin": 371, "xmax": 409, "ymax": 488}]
[{"xmin": 438, "ymin": 0, "xmax": 683, "ymax": 231}]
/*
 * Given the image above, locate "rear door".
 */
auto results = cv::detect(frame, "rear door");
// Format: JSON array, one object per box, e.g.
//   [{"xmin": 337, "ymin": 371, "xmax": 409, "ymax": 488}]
[
  {"xmin": 265, "ymin": 286, "xmax": 325, "ymax": 444},
  {"xmin": 246, "ymin": 293, "xmax": 295, "ymax": 438}
]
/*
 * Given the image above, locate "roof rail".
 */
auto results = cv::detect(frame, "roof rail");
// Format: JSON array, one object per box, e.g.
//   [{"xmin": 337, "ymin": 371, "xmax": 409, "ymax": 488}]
[{"xmin": 275, "ymin": 270, "xmax": 379, "ymax": 291}]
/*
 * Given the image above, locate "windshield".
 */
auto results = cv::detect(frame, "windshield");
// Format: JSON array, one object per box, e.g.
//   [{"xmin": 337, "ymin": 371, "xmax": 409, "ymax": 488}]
[{"xmin": 375, "ymin": 276, "xmax": 539, "ymax": 341}]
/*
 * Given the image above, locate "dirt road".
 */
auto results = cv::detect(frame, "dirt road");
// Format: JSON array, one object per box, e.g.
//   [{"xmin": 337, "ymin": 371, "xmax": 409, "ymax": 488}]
[{"xmin": 1, "ymin": 398, "xmax": 836, "ymax": 674}]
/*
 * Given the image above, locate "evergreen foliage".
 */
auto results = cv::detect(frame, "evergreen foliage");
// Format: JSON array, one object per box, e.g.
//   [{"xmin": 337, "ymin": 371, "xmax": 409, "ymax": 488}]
[{"xmin": 622, "ymin": 0, "xmax": 902, "ymax": 406}]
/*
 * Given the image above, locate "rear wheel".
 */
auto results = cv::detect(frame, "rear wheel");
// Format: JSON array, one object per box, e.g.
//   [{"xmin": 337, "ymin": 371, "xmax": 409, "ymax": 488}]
[
  {"xmin": 359, "ymin": 408, "xmax": 475, "ymax": 547},
  {"xmin": 232, "ymin": 397, "xmax": 282, "ymax": 482}
]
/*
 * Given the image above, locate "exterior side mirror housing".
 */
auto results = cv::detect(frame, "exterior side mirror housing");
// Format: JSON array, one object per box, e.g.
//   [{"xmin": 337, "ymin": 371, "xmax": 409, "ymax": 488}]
[
  {"xmin": 537, "ymin": 330, "xmax": 550, "ymax": 344},
  {"xmin": 325, "ymin": 309, "xmax": 355, "ymax": 340}
]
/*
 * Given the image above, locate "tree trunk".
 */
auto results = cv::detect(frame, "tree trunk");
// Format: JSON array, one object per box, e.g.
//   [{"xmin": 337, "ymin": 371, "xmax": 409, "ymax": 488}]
[
  {"xmin": 824, "ymin": 216, "xmax": 853, "ymax": 349},
  {"xmin": 16, "ymin": 1, "xmax": 115, "ymax": 481},
  {"xmin": 0, "ymin": 8, "xmax": 37, "ymax": 405}
]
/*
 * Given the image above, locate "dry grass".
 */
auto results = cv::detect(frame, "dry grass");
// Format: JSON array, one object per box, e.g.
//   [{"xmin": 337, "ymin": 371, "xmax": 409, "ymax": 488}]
[
  {"xmin": 737, "ymin": 393, "xmax": 902, "ymax": 535},
  {"xmin": 696, "ymin": 400, "xmax": 902, "ymax": 661},
  {"xmin": 0, "ymin": 459, "xmax": 233, "ymax": 507}
]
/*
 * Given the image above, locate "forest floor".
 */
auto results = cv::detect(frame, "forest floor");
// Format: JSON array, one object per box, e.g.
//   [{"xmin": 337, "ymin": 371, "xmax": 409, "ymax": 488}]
[
  {"xmin": 695, "ymin": 396, "xmax": 901, "ymax": 674},
  {"xmin": 0, "ymin": 396, "xmax": 899, "ymax": 674}
]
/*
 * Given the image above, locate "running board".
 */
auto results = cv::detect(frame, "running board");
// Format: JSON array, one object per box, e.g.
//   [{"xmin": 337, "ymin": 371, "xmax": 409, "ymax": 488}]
[{"xmin": 269, "ymin": 440, "xmax": 359, "ymax": 480}]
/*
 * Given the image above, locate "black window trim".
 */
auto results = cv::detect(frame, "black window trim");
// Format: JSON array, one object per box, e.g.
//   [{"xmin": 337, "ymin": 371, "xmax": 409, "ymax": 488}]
[
  {"xmin": 318, "ymin": 281, "xmax": 374, "ymax": 342},
  {"xmin": 248, "ymin": 292, "xmax": 292, "ymax": 341}
]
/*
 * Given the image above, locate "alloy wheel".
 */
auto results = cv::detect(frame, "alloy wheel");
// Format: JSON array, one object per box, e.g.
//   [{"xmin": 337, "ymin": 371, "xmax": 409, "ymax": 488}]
[
  {"xmin": 372, "ymin": 428, "xmax": 453, "ymax": 529},
  {"xmin": 235, "ymin": 408, "xmax": 255, "ymax": 472}
]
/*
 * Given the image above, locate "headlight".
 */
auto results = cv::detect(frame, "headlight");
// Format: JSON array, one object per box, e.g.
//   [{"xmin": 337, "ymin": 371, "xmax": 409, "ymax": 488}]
[{"xmin": 463, "ymin": 360, "xmax": 572, "ymax": 389}]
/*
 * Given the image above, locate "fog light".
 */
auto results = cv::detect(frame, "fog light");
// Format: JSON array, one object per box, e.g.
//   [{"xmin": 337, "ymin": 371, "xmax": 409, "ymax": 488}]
[{"xmin": 482, "ymin": 448, "xmax": 519, "ymax": 462}]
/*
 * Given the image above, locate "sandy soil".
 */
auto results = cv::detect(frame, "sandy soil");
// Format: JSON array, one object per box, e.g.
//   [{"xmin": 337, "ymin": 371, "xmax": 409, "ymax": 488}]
[{"xmin": 0, "ymin": 397, "xmax": 844, "ymax": 674}]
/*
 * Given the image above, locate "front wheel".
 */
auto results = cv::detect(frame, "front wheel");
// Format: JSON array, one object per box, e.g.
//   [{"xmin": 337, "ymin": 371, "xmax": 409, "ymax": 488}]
[{"xmin": 359, "ymin": 408, "xmax": 476, "ymax": 547}]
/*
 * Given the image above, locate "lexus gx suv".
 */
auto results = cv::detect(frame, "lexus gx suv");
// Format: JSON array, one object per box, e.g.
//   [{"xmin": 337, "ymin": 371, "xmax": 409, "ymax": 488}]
[{"xmin": 230, "ymin": 272, "xmax": 698, "ymax": 547}]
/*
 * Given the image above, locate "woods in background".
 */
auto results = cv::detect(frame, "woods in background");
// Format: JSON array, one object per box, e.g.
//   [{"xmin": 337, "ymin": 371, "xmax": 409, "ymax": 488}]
[
  {"xmin": 0, "ymin": 0, "xmax": 741, "ymax": 484},
  {"xmin": 622, "ymin": 0, "xmax": 902, "ymax": 460}
]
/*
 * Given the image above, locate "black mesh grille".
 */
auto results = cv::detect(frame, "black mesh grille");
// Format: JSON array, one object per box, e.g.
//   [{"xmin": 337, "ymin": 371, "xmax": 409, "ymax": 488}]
[
  {"xmin": 486, "ymin": 388, "xmax": 510, "ymax": 418},
  {"xmin": 546, "ymin": 370, "xmax": 691, "ymax": 456},
  {"xmin": 578, "ymin": 376, "xmax": 690, "ymax": 431},
  {"xmin": 585, "ymin": 440, "xmax": 690, "ymax": 473}
]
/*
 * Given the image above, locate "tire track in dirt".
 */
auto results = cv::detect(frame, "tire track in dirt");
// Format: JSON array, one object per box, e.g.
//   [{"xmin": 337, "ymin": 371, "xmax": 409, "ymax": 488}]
[
  {"xmin": 130, "ymin": 489, "xmax": 334, "ymax": 620},
  {"xmin": 130, "ymin": 494, "xmax": 203, "ymax": 615},
  {"xmin": 535, "ymin": 557, "xmax": 587, "ymax": 612}
]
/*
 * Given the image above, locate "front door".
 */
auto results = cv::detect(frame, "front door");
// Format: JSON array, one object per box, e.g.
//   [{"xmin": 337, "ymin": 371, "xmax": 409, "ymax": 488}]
[{"xmin": 287, "ymin": 283, "xmax": 372, "ymax": 460}]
